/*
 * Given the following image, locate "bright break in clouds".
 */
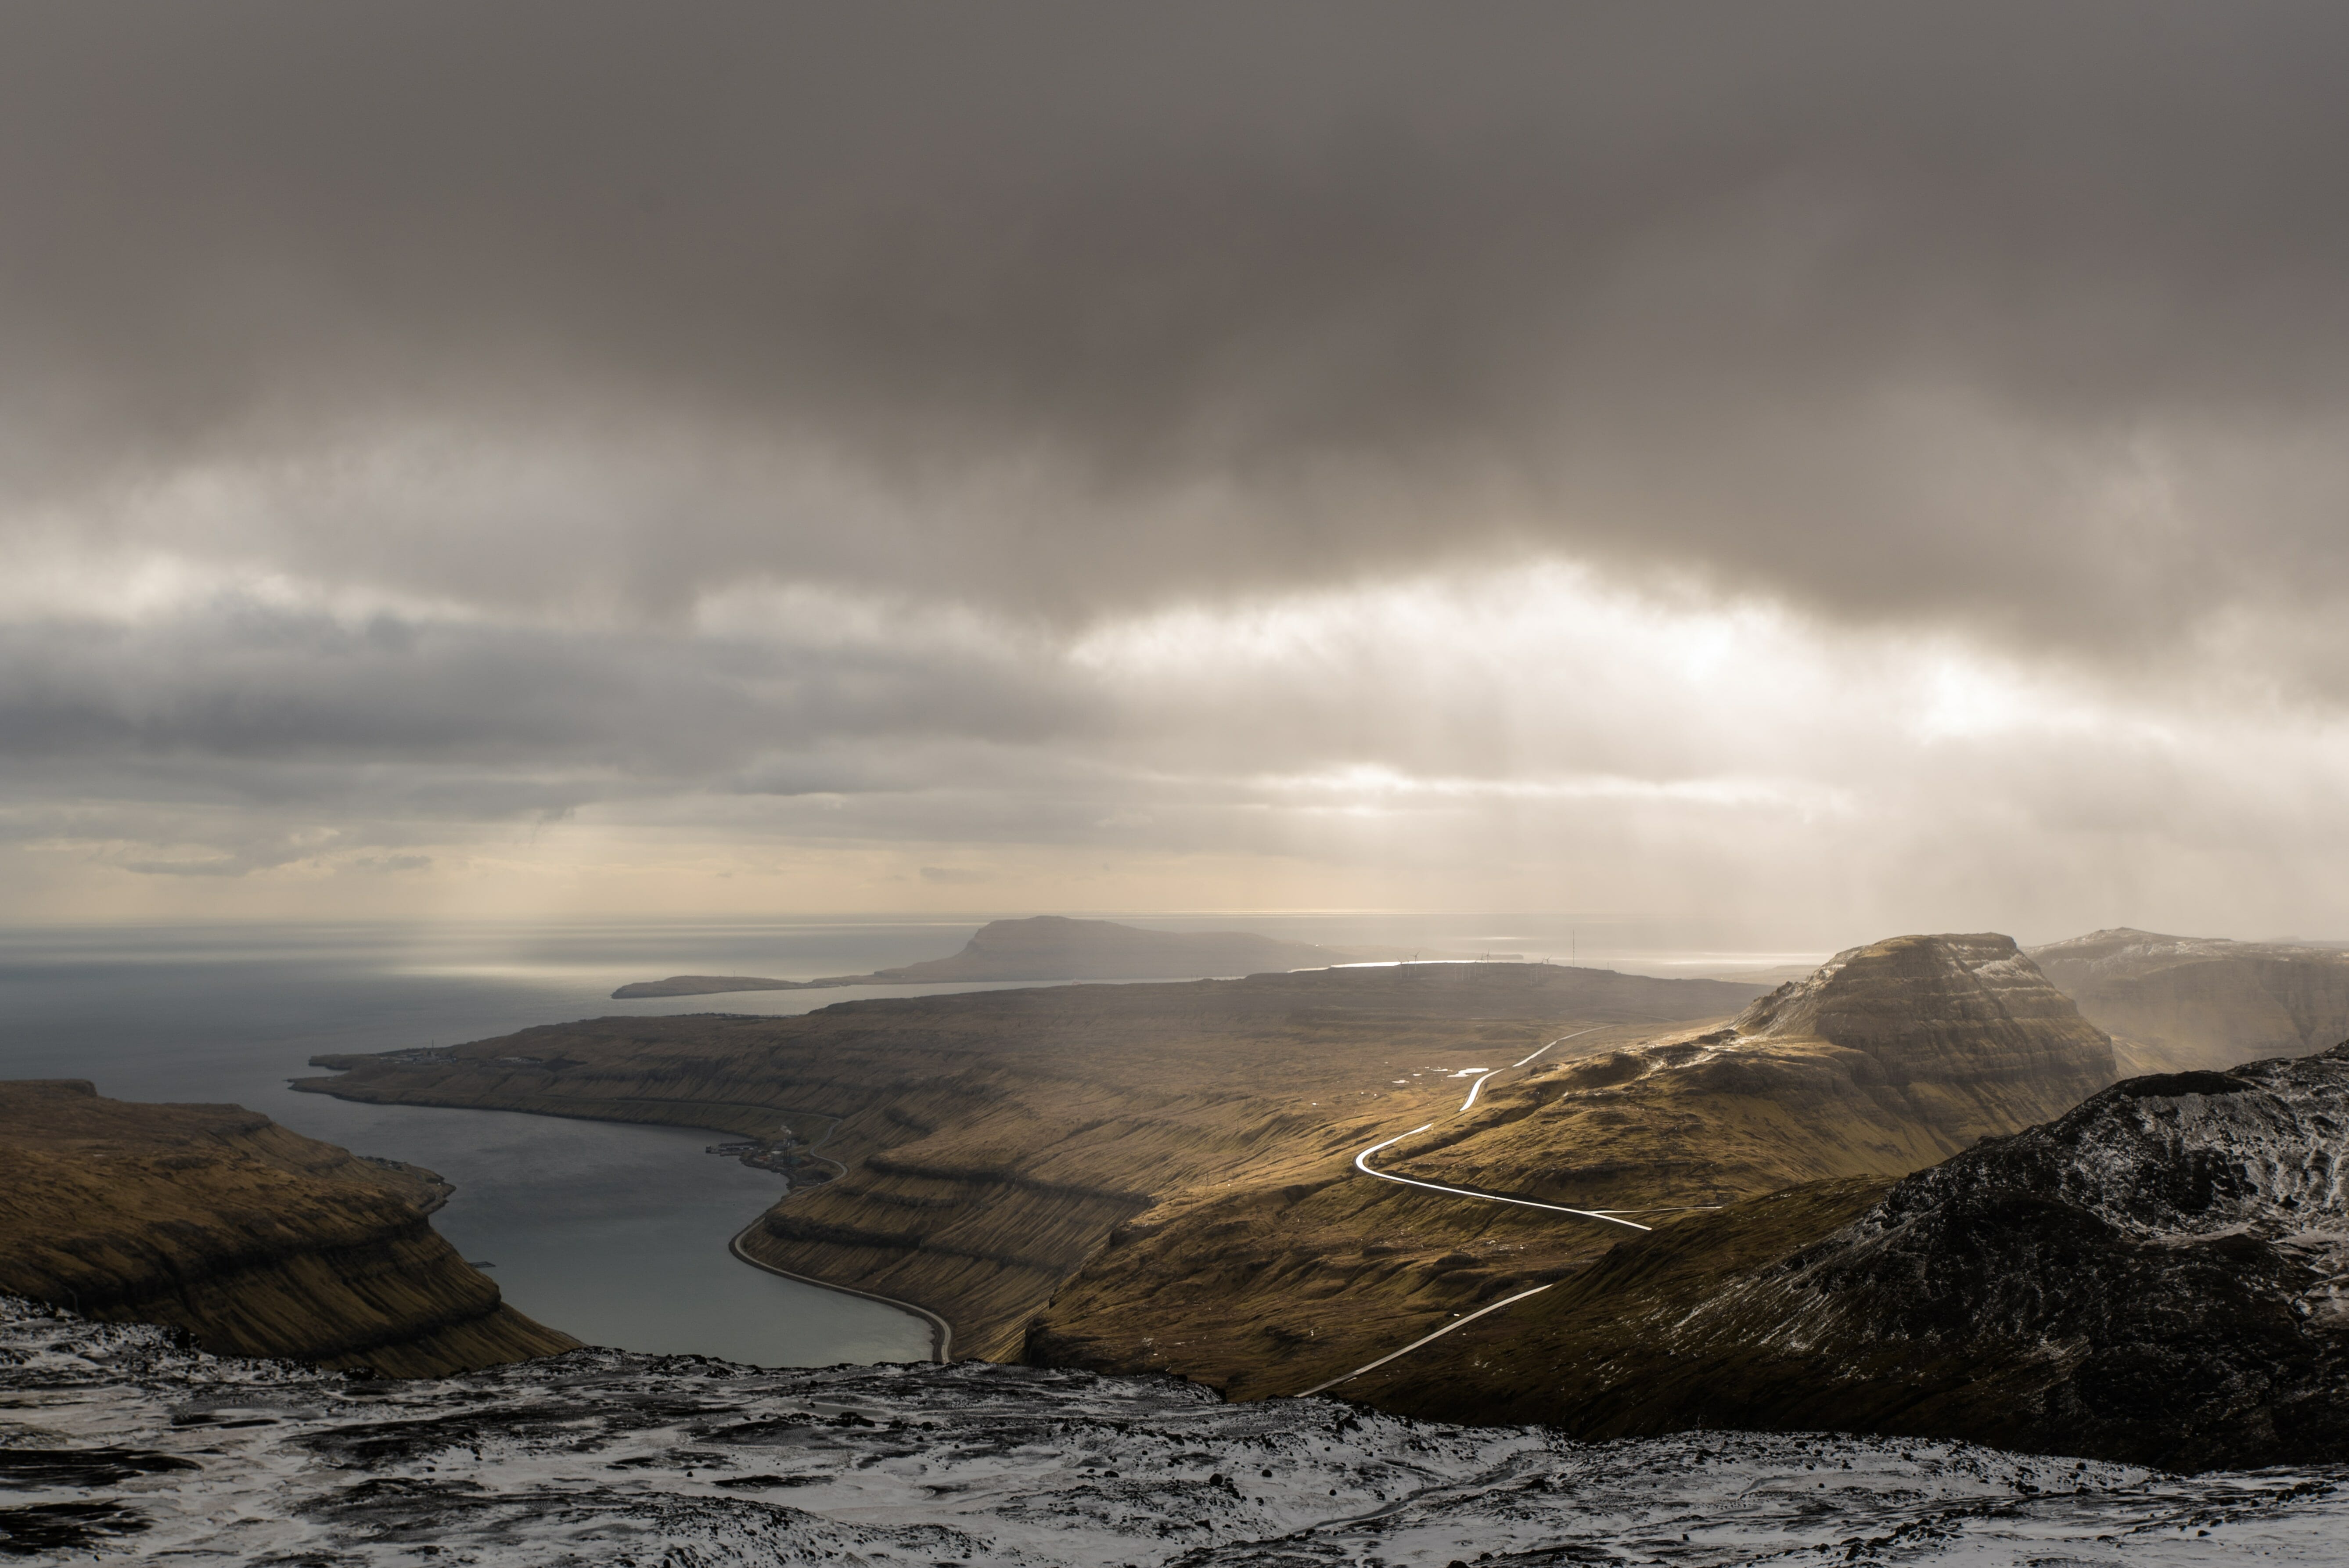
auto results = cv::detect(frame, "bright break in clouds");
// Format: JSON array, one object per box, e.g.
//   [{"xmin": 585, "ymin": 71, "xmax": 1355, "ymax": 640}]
[{"xmin": 6, "ymin": 2, "xmax": 2349, "ymax": 940}]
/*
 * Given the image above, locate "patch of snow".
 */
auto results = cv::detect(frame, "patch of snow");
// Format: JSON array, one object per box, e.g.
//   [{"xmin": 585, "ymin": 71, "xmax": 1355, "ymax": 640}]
[{"xmin": 1, "ymin": 1300, "xmax": 2343, "ymax": 1564}]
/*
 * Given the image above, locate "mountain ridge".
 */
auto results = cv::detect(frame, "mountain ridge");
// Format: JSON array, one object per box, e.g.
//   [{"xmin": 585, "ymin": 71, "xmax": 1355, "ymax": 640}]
[
  {"xmin": 1027, "ymin": 932, "xmax": 2118, "ymax": 1395},
  {"xmin": 2029, "ymin": 926, "xmax": 2349, "ymax": 1074}
]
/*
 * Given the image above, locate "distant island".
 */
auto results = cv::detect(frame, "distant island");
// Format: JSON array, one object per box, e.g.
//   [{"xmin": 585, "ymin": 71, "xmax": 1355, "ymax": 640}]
[{"xmin": 611, "ymin": 914, "xmax": 1511, "ymax": 998}]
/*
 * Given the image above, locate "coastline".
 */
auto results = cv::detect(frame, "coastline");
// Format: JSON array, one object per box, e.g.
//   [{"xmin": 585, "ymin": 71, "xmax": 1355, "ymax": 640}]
[
  {"xmin": 727, "ymin": 1219, "xmax": 953, "ymax": 1363},
  {"xmin": 293, "ymin": 1073, "xmax": 937, "ymax": 1363}
]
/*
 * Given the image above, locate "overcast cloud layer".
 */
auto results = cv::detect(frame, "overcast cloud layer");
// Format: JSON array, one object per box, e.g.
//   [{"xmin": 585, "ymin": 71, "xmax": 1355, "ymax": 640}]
[{"xmin": 5, "ymin": 3, "xmax": 2349, "ymax": 942}]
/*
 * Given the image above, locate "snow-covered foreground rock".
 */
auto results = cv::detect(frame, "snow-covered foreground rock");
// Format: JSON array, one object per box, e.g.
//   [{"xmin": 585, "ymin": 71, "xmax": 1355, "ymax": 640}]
[{"xmin": 1, "ymin": 1301, "xmax": 2342, "ymax": 1564}]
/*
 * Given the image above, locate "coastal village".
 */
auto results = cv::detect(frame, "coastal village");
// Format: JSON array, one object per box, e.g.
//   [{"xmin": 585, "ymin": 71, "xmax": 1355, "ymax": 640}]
[{"xmin": 706, "ymin": 1130, "xmax": 835, "ymax": 1186}]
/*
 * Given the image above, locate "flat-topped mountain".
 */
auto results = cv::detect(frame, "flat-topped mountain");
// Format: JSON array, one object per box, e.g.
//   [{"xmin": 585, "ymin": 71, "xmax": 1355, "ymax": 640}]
[
  {"xmin": 1369, "ymin": 1043, "xmax": 2349, "ymax": 1470},
  {"xmin": 611, "ymin": 914, "xmax": 1489, "ymax": 997},
  {"xmin": 2029, "ymin": 926, "xmax": 2349, "ymax": 1074},
  {"xmin": 0, "ymin": 1081, "xmax": 575, "ymax": 1377},
  {"xmin": 1374, "ymin": 931, "xmax": 2115, "ymax": 1209},
  {"xmin": 1729, "ymin": 930, "xmax": 2117, "ymax": 1134}
]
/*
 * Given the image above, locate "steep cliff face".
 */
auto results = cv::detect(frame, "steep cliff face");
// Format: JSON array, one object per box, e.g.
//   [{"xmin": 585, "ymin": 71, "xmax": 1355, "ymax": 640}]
[
  {"xmin": 1727, "ymin": 931, "xmax": 2117, "ymax": 1140},
  {"xmin": 0, "ymin": 1081, "xmax": 576, "ymax": 1377},
  {"xmin": 1368, "ymin": 1044, "xmax": 2349, "ymax": 1470},
  {"xmin": 2030, "ymin": 927, "xmax": 2349, "ymax": 1074}
]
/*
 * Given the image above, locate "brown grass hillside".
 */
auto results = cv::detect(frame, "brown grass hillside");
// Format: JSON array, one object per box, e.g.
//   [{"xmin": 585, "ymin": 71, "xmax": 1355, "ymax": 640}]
[
  {"xmin": 1027, "ymin": 934, "xmax": 2115, "ymax": 1397},
  {"xmin": 299, "ymin": 963, "xmax": 1765, "ymax": 1365},
  {"xmin": 0, "ymin": 1081, "xmax": 576, "ymax": 1375}
]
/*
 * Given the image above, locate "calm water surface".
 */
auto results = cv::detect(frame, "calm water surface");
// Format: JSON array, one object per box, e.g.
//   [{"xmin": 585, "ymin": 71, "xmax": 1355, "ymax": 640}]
[
  {"xmin": 0, "ymin": 921, "xmax": 1032, "ymax": 1366},
  {"xmin": 0, "ymin": 916, "xmax": 1819, "ymax": 1366}
]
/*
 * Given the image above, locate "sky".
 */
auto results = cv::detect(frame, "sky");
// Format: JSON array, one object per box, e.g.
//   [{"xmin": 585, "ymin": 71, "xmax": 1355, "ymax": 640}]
[{"xmin": 7, "ymin": 2, "xmax": 2349, "ymax": 947}]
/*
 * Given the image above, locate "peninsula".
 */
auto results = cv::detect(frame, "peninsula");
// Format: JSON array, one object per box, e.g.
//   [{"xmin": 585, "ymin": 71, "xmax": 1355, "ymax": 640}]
[
  {"xmin": 305, "ymin": 961, "xmax": 1755, "ymax": 1373},
  {"xmin": 0, "ymin": 1080, "xmax": 576, "ymax": 1376}
]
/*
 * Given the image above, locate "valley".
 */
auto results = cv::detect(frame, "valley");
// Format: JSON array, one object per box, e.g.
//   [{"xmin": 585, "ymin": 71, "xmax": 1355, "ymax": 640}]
[{"xmin": 1029, "ymin": 932, "xmax": 2117, "ymax": 1396}]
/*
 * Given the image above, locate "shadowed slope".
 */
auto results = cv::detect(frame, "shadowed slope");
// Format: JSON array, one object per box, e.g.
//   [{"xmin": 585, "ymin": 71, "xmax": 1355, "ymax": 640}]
[
  {"xmin": 1369, "ymin": 1045, "xmax": 2349, "ymax": 1470},
  {"xmin": 1032, "ymin": 933, "xmax": 2117, "ymax": 1395},
  {"xmin": 0, "ymin": 1082, "xmax": 576, "ymax": 1376},
  {"xmin": 2031, "ymin": 927, "xmax": 2349, "ymax": 1075}
]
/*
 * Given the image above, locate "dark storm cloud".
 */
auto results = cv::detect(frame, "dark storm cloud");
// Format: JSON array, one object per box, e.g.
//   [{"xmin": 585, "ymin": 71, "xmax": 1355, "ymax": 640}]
[
  {"xmin": 7, "ymin": 2, "xmax": 2349, "ymax": 650},
  {"xmin": 0, "ymin": 602, "xmax": 1099, "ymax": 806}
]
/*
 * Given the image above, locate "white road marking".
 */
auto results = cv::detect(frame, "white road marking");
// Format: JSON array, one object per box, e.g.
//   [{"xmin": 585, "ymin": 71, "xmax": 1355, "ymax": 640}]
[
  {"xmin": 1294, "ymin": 1283, "xmax": 1560, "ymax": 1397},
  {"xmin": 1457, "ymin": 1026, "xmax": 1595, "ymax": 1114},
  {"xmin": 1297, "ymin": 1026, "xmax": 1672, "ymax": 1396},
  {"xmin": 1352, "ymin": 1126, "xmax": 1651, "ymax": 1230}
]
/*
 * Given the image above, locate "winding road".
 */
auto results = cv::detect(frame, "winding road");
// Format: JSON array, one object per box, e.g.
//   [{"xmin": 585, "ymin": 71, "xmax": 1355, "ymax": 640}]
[
  {"xmin": 728, "ymin": 1220, "xmax": 954, "ymax": 1364},
  {"xmin": 724, "ymin": 1109, "xmax": 954, "ymax": 1363},
  {"xmin": 1299, "ymin": 1025, "xmax": 1717, "ymax": 1397}
]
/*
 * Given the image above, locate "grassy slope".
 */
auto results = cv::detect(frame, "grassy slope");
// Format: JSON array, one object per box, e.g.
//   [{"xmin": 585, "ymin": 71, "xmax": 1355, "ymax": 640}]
[
  {"xmin": 1033, "ymin": 937, "xmax": 2115, "ymax": 1398},
  {"xmin": 0, "ymin": 1081, "xmax": 576, "ymax": 1375},
  {"xmin": 297, "ymin": 964, "xmax": 1766, "ymax": 1367},
  {"xmin": 1350, "ymin": 1178, "xmax": 1897, "ymax": 1424}
]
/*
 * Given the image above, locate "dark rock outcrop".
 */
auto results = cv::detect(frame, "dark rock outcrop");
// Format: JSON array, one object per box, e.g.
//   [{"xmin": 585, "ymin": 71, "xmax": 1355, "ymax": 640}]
[{"xmin": 1371, "ymin": 1043, "xmax": 2349, "ymax": 1469}]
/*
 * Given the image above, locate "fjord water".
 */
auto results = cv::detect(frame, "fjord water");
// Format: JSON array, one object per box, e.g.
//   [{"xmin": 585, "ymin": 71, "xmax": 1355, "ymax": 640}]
[
  {"xmin": 0, "ymin": 920, "xmax": 997, "ymax": 1367},
  {"xmin": 0, "ymin": 915, "xmax": 1818, "ymax": 1367}
]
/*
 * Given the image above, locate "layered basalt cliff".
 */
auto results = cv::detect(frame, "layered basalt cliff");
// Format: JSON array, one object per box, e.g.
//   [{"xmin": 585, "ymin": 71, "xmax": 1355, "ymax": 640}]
[
  {"xmin": 2031, "ymin": 927, "xmax": 2349, "ymax": 1074},
  {"xmin": 1739, "ymin": 932, "xmax": 2113, "ymax": 1093},
  {"xmin": 1381, "ymin": 933, "xmax": 2115, "ymax": 1208},
  {"xmin": 0, "ymin": 1081, "xmax": 576, "ymax": 1377},
  {"xmin": 1031, "ymin": 933, "xmax": 2120, "ymax": 1395},
  {"xmin": 299, "ymin": 963, "xmax": 1765, "ymax": 1371},
  {"xmin": 1368, "ymin": 1043, "xmax": 2349, "ymax": 1470}
]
